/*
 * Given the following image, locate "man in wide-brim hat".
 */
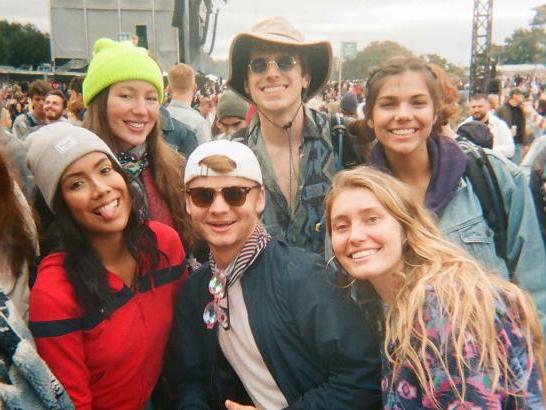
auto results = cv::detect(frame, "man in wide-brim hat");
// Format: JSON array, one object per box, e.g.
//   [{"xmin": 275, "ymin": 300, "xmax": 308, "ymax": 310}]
[{"xmin": 227, "ymin": 16, "xmax": 336, "ymax": 256}]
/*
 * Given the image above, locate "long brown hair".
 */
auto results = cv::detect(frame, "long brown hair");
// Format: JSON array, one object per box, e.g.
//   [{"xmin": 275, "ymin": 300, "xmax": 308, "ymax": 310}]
[
  {"xmin": 0, "ymin": 147, "xmax": 35, "ymax": 275},
  {"xmin": 325, "ymin": 166, "xmax": 545, "ymax": 406},
  {"xmin": 83, "ymin": 88, "xmax": 195, "ymax": 249}
]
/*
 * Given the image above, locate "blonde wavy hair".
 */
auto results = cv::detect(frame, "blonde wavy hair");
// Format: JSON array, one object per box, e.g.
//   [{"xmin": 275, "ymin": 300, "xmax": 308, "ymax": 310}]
[{"xmin": 325, "ymin": 166, "xmax": 545, "ymax": 406}]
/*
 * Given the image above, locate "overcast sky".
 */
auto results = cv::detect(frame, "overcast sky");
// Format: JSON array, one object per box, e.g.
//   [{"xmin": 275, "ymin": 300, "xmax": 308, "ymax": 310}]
[{"xmin": 0, "ymin": 0, "xmax": 543, "ymax": 65}]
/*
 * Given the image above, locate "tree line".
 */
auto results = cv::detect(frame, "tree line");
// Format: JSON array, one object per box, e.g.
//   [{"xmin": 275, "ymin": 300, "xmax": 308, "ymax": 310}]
[
  {"xmin": 0, "ymin": 20, "xmax": 50, "ymax": 68},
  {"xmin": 0, "ymin": 3, "xmax": 544, "ymax": 75},
  {"xmin": 340, "ymin": 3, "xmax": 546, "ymax": 80}
]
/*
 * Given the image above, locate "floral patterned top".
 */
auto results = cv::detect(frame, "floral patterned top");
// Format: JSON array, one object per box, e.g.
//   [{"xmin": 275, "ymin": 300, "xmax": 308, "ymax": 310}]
[{"xmin": 382, "ymin": 292, "xmax": 545, "ymax": 409}]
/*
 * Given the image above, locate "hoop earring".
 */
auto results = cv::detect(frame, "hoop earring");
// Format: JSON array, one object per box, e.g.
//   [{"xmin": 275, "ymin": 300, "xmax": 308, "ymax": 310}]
[{"xmin": 326, "ymin": 255, "xmax": 356, "ymax": 289}]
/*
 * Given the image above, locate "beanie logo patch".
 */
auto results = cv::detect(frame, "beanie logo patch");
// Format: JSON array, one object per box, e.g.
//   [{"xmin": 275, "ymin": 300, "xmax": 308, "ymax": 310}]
[{"xmin": 55, "ymin": 137, "xmax": 77, "ymax": 154}]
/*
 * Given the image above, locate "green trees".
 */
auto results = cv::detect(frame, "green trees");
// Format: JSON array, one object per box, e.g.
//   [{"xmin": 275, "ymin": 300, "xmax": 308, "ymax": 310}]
[
  {"xmin": 492, "ymin": 4, "xmax": 546, "ymax": 64},
  {"xmin": 342, "ymin": 41, "xmax": 413, "ymax": 80},
  {"xmin": 340, "ymin": 41, "xmax": 461, "ymax": 80},
  {"xmin": 0, "ymin": 20, "xmax": 50, "ymax": 67}
]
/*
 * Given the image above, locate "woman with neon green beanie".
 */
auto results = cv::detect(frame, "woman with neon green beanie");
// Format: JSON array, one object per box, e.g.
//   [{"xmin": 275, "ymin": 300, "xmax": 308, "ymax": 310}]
[{"xmin": 82, "ymin": 38, "xmax": 195, "ymax": 251}]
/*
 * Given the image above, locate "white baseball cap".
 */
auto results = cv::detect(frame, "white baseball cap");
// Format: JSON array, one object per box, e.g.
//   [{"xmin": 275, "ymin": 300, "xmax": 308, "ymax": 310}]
[{"xmin": 184, "ymin": 140, "xmax": 263, "ymax": 185}]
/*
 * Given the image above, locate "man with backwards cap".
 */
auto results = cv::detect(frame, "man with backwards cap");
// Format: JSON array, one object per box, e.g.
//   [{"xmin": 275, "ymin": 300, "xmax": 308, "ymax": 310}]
[
  {"xmin": 227, "ymin": 17, "xmax": 338, "ymax": 255},
  {"xmin": 171, "ymin": 139, "xmax": 381, "ymax": 409}
]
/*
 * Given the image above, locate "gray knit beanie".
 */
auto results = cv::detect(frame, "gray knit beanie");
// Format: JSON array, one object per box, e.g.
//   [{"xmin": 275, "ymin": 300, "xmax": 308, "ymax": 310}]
[
  {"xmin": 216, "ymin": 91, "xmax": 249, "ymax": 121},
  {"xmin": 26, "ymin": 122, "xmax": 119, "ymax": 211}
]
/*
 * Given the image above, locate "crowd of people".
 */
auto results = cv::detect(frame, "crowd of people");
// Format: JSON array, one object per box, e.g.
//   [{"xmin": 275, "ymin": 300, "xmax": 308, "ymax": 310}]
[{"xmin": 0, "ymin": 15, "xmax": 545, "ymax": 410}]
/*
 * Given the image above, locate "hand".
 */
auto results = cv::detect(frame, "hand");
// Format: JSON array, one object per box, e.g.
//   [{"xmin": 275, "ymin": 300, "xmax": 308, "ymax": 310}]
[{"xmin": 225, "ymin": 400, "xmax": 257, "ymax": 410}]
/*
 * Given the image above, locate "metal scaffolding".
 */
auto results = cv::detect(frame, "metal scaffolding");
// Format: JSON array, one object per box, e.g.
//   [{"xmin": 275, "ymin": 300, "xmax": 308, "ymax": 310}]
[{"xmin": 469, "ymin": 0, "xmax": 494, "ymax": 95}]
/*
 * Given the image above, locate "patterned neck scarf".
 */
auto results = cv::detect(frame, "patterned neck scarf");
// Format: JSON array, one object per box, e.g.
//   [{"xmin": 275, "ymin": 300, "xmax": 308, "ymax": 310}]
[
  {"xmin": 117, "ymin": 144, "xmax": 149, "ymax": 178},
  {"xmin": 209, "ymin": 223, "xmax": 271, "ymax": 288}
]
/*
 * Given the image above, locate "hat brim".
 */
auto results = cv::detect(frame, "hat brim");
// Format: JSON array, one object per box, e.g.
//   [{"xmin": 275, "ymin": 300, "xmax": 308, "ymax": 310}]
[{"xmin": 227, "ymin": 32, "xmax": 332, "ymax": 103}]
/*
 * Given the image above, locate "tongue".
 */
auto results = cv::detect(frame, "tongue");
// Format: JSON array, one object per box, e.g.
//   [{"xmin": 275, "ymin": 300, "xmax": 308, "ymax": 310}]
[{"xmin": 99, "ymin": 204, "xmax": 116, "ymax": 220}]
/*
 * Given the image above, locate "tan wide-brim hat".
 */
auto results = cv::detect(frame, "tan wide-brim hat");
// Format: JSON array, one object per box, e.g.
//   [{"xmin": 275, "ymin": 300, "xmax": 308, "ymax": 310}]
[{"xmin": 227, "ymin": 16, "xmax": 333, "ymax": 103}]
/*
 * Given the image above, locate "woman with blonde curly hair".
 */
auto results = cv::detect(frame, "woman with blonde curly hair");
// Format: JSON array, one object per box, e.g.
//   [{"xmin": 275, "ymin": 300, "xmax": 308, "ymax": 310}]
[{"xmin": 325, "ymin": 165, "xmax": 545, "ymax": 409}]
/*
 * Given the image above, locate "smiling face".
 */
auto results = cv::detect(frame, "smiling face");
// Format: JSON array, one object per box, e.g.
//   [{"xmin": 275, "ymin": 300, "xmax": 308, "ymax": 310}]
[
  {"xmin": 330, "ymin": 187, "xmax": 404, "ymax": 285},
  {"xmin": 60, "ymin": 152, "xmax": 131, "ymax": 242},
  {"xmin": 185, "ymin": 175, "xmax": 265, "ymax": 267},
  {"xmin": 44, "ymin": 94, "xmax": 65, "ymax": 122},
  {"xmin": 106, "ymin": 80, "xmax": 159, "ymax": 151},
  {"xmin": 370, "ymin": 70, "xmax": 436, "ymax": 158},
  {"xmin": 246, "ymin": 49, "xmax": 310, "ymax": 117}
]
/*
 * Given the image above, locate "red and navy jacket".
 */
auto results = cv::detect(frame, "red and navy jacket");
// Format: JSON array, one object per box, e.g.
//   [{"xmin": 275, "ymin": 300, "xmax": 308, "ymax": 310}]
[{"xmin": 29, "ymin": 221, "xmax": 188, "ymax": 410}]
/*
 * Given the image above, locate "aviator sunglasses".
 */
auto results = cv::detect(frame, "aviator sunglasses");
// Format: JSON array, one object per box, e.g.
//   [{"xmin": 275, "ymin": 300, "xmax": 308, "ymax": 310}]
[
  {"xmin": 185, "ymin": 186, "xmax": 260, "ymax": 208},
  {"xmin": 248, "ymin": 55, "xmax": 298, "ymax": 75}
]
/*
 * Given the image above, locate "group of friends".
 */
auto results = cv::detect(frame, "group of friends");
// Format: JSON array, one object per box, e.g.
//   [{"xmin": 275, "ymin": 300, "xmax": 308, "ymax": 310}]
[{"xmin": 0, "ymin": 15, "xmax": 545, "ymax": 410}]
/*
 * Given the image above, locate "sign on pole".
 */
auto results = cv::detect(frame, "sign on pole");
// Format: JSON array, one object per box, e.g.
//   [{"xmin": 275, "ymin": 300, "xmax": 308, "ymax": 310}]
[{"xmin": 342, "ymin": 42, "xmax": 358, "ymax": 60}]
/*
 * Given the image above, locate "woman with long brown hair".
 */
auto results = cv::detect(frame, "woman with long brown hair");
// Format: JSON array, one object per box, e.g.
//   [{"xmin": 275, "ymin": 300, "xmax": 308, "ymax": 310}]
[
  {"xmin": 0, "ymin": 143, "xmax": 36, "ymax": 319},
  {"xmin": 360, "ymin": 56, "xmax": 546, "ymax": 335},
  {"xmin": 82, "ymin": 38, "xmax": 195, "ymax": 251},
  {"xmin": 326, "ymin": 166, "xmax": 545, "ymax": 408}
]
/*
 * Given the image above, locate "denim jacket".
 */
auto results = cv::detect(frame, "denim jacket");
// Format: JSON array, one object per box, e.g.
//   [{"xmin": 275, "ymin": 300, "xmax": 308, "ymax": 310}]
[{"xmin": 438, "ymin": 149, "xmax": 546, "ymax": 333}]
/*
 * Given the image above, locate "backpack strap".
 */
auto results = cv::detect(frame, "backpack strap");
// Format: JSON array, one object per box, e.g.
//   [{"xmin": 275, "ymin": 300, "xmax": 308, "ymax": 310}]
[
  {"xmin": 24, "ymin": 112, "xmax": 37, "ymax": 128},
  {"xmin": 459, "ymin": 139, "xmax": 511, "ymax": 276},
  {"xmin": 327, "ymin": 112, "xmax": 360, "ymax": 170}
]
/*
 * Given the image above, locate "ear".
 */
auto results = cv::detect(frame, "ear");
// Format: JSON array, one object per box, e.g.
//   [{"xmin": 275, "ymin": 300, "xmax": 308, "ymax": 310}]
[
  {"xmin": 366, "ymin": 119, "xmax": 374, "ymax": 128},
  {"xmin": 255, "ymin": 187, "xmax": 266, "ymax": 215},
  {"xmin": 243, "ymin": 80, "xmax": 250, "ymax": 95},
  {"xmin": 184, "ymin": 193, "xmax": 192, "ymax": 216},
  {"xmin": 302, "ymin": 74, "xmax": 311, "ymax": 90}
]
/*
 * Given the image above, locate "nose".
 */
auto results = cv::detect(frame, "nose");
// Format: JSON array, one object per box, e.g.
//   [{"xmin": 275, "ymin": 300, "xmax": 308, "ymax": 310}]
[
  {"xmin": 208, "ymin": 191, "xmax": 230, "ymax": 213},
  {"xmin": 348, "ymin": 222, "xmax": 368, "ymax": 244},
  {"xmin": 131, "ymin": 97, "xmax": 148, "ymax": 115},
  {"xmin": 264, "ymin": 60, "xmax": 281, "ymax": 77},
  {"xmin": 90, "ymin": 177, "xmax": 111, "ymax": 198},
  {"xmin": 394, "ymin": 103, "xmax": 412, "ymax": 121}
]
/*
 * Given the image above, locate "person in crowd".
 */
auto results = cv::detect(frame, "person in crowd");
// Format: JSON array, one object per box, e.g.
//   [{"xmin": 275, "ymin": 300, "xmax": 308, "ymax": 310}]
[
  {"xmin": 496, "ymin": 87, "xmax": 529, "ymax": 163},
  {"xmin": 27, "ymin": 122, "xmax": 188, "ymax": 409},
  {"xmin": 213, "ymin": 90, "xmax": 249, "ymax": 139},
  {"xmin": 325, "ymin": 166, "xmax": 545, "ymax": 408},
  {"xmin": 227, "ymin": 17, "xmax": 336, "ymax": 254},
  {"xmin": 462, "ymin": 93, "xmax": 515, "ymax": 158},
  {"xmin": 339, "ymin": 92, "xmax": 358, "ymax": 120},
  {"xmin": 159, "ymin": 105, "xmax": 199, "ymax": 157},
  {"xmin": 44, "ymin": 89, "xmax": 67, "ymax": 124},
  {"xmin": 0, "ymin": 142, "xmax": 73, "ymax": 409},
  {"xmin": 0, "ymin": 108, "xmax": 11, "ymax": 134},
  {"xmin": 81, "ymin": 38, "xmax": 195, "ymax": 253},
  {"xmin": 171, "ymin": 140, "xmax": 381, "ymax": 410},
  {"xmin": 12, "ymin": 79, "xmax": 51, "ymax": 140},
  {"xmin": 362, "ymin": 56, "xmax": 546, "ymax": 334},
  {"xmin": 488, "ymin": 93, "xmax": 500, "ymax": 110},
  {"xmin": 66, "ymin": 77, "xmax": 85, "ymax": 126},
  {"xmin": 527, "ymin": 139, "xmax": 546, "ymax": 245},
  {"xmin": 198, "ymin": 96, "xmax": 215, "ymax": 127},
  {"xmin": 167, "ymin": 63, "xmax": 212, "ymax": 143},
  {"xmin": 0, "ymin": 147, "xmax": 36, "ymax": 320}
]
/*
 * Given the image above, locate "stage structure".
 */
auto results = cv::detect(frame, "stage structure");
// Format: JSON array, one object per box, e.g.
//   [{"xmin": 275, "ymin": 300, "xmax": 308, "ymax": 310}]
[
  {"xmin": 469, "ymin": 0, "xmax": 494, "ymax": 95},
  {"xmin": 172, "ymin": 0, "xmax": 226, "ymax": 70},
  {"xmin": 49, "ymin": 0, "xmax": 179, "ymax": 71}
]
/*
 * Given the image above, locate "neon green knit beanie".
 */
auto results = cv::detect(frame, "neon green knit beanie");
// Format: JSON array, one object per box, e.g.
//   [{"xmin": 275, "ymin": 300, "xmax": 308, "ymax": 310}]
[{"xmin": 82, "ymin": 38, "xmax": 164, "ymax": 107}]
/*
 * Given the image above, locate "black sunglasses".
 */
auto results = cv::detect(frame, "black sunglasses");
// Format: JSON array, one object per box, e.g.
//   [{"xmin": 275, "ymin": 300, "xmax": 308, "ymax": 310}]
[
  {"xmin": 248, "ymin": 55, "xmax": 298, "ymax": 74},
  {"xmin": 185, "ymin": 186, "xmax": 260, "ymax": 208}
]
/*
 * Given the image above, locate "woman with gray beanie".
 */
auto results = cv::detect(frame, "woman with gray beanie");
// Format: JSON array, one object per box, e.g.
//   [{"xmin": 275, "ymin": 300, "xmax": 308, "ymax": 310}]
[{"xmin": 27, "ymin": 122, "xmax": 189, "ymax": 409}]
